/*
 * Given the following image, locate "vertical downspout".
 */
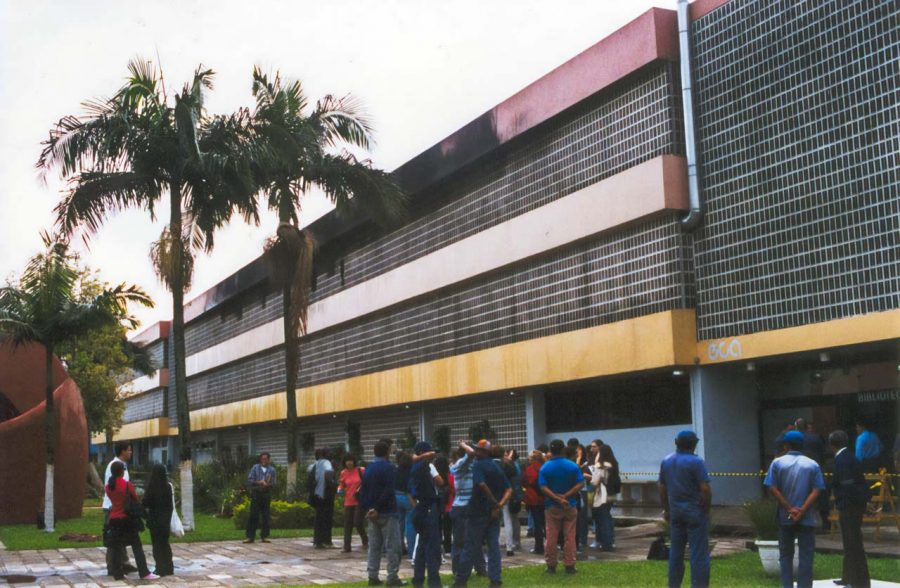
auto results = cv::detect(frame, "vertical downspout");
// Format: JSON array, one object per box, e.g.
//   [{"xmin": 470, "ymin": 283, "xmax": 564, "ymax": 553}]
[{"xmin": 678, "ymin": 0, "xmax": 703, "ymax": 231}]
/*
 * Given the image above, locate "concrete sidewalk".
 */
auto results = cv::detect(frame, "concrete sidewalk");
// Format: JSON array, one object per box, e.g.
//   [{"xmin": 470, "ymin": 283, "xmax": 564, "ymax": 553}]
[{"xmin": 0, "ymin": 523, "xmax": 746, "ymax": 587}]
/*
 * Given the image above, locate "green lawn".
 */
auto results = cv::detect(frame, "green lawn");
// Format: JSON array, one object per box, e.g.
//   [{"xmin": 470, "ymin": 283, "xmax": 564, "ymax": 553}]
[
  {"xmin": 304, "ymin": 551, "xmax": 900, "ymax": 587},
  {"xmin": 0, "ymin": 507, "xmax": 321, "ymax": 551}
]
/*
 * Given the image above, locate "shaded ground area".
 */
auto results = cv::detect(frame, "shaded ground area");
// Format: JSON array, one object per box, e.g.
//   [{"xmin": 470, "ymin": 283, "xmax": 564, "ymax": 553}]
[
  {"xmin": 0, "ymin": 511, "xmax": 896, "ymax": 587},
  {"xmin": 0, "ymin": 523, "xmax": 744, "ymax": 587}
]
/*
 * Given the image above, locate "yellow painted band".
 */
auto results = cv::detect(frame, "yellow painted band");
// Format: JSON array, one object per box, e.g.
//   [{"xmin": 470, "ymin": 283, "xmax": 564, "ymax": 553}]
[
  {"xmin": 105, "ymin": 310, "xmax": 696, "ymax": 439},
  {"xmin": 297, "ymin": 309, "xmax": 697, "ymax": 416},
  {"xmin": 697, "ymin": 308, "xmax": 900, "ymax": 364},
  {"xmin": 92, "ymin": 417, "xmax": 169, "ymax": 443}
]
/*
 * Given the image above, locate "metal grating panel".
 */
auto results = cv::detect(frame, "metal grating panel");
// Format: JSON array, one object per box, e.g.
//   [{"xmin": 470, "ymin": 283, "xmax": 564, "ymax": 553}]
[
  {"xmin": 252, "ymin": 424, "xmax": 288, "ymax": 465},
  {"xmin": 692, "ymin": 0, "xmax": 900, "ymax": 339},
  {"xmin": 431, "ymin": 393, "xmax": 527, "ymax": 455},
  {"xmin": 179, "ymin": 216, "xmax": 693, "ymax": 412},
  {"xmin": 301, "ymin": 216, "xmax": 694, "ymax": 387},
  {"xmin": 178, "ymin": 64, "xmax": 684, "ymax": 360},
  {"xmin": 354, "ymin": 407, "xmax": 422, "ymax": 461},
  {"xmin": 184, "ymin": 290, "xmax": 283, "ymax": 357},
  {"xmin": 122, "ymin": 389, "xmax": 165, "ymax": 423},
  {"xmin": 311, "ymin": 63, "xmax": 684, "ymax": 302}
]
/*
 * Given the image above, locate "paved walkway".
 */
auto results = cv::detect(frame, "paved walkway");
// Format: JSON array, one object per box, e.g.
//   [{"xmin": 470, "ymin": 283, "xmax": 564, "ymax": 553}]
[
  {"xmin": 1, "ymin": 521, "xmax": 896, "ymax": 587},
  {"xmin": 0, "ymin": 523, "xmax": 748, "ymax": 587}
]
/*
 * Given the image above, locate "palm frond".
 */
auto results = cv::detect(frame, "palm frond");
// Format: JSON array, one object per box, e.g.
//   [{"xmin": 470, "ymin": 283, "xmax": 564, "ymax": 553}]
[
  {"xmin": 54, "ymin": 171, "xmax": 160, "ymax": 239},
  {"xmin": 312, "ymin": 94, "xmax": 373, "ymax": 150},
  {"xmin": 123, "ymin": 339, "xmax": 156, "ymax": 376},
  {"xmin": 310, "ymin": 151, "xmax": 408, "ymax": 228},
  {"xmin": 264, "ymin": 224, "xmax": 315, "ymax": 336},
  {"xmin": 150, "ymin": 225, "xmax": 195, "ymax": 292},
  {"xmin": 118, "ymin": 57, "xmax": 161, "ymax": 111}
]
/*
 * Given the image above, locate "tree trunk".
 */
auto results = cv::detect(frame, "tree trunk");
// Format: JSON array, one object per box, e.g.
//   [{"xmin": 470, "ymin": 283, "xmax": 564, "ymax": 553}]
[
  {"xmin": 87, "ymin": 460, "xmax": 104, "ymax": 494},
  {"xmin": 170, "ymin": 182, "xmax": 194, "ymax": 530},
  {"xmin": 44, "ymin": 344, "xmax": 55, "ymax": 532},
  {"xmin": 283, "ymin": 282, "xmax": 300, "ymax": 498},
  {"xmin": 105, "ymin": 428, "xmax": 113, "ymax": 463}
]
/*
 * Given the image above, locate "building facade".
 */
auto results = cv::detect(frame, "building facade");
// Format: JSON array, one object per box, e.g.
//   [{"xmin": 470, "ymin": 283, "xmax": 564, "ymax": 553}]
[{"xmin": 102, "ymin": 0, "xmax": 900, "ymax": 504}]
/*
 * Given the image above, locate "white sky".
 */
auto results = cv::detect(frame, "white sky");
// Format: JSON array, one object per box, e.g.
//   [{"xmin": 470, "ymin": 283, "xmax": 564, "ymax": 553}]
[{"xmin": 0, "ymin": 0, "xmax": 673, "ymax": 331}]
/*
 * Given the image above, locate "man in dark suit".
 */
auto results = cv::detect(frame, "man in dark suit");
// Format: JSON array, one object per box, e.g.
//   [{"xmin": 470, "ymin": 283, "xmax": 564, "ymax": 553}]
[{"xmin": 828, "ymin": 430, "xmax": 870, "ymax": 588}]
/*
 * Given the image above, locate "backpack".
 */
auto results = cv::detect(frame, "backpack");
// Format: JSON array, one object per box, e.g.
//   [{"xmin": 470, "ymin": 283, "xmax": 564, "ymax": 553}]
[
  {"xmin": 305, "ymin": 463, "xmax": 318, "ymax": 500},
  {"xmin": 605, "ymin": 464, "xmax": 622, "ymax": 496}
]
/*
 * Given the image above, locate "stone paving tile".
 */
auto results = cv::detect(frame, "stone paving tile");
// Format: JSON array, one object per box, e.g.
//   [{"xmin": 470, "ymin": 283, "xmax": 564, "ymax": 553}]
[{"xmin": 0, "ymin": 525, "xmax": 758, "ymax": 587}]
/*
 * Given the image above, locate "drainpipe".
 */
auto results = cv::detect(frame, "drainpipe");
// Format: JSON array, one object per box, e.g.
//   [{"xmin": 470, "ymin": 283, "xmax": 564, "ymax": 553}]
[{"xmin": 678, "ymin": 0, "xmax": 703, "ymax": 231}]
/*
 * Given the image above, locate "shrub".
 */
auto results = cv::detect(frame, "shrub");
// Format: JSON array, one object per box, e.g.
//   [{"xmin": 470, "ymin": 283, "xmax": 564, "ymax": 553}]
[
  {"xmin": 232, "ymin": 497, "xmax": 344, "ymax": 529},
  {"xmin": 743, "ymin": 498, "xmax": 779, "ymax": 540},
  {"xmin": 233, "ymin": 499, "xmax": 315, "ymax": 529}
]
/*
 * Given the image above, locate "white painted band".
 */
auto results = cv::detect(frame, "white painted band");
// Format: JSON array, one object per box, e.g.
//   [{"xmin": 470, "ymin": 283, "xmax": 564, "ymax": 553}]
[{"xmin": 177, "ymin": 155, "xmax": 685, "ymax": 377}]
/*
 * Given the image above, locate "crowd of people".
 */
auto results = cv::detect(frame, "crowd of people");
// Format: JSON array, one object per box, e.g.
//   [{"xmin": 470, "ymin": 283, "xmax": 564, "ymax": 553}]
[
  {"xmin": 98, "ymin": 418, "xmax": 889, "ymax": 588},
  {"xmin": 296, "ymin": 436, "xmax": 624, "ymax": 588}
]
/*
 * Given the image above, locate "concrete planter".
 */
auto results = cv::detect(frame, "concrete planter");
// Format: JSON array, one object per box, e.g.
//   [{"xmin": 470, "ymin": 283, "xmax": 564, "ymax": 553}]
[{"xmin": 755, "ymin": 539, "xmax": 798, "ymax": 577}]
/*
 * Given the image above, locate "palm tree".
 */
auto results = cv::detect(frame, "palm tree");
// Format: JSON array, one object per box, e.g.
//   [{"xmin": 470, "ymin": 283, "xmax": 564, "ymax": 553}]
[
  {"xmin": 252, "ymin": 68, "xmax": 406, "ymax": 492},
  {"xmin": 38, "ymin": 59, "xmax": 261, "ymax": 528},
  {"xmin": 0, "ymin": 233, "xmax": 151, "ymax": 532}
]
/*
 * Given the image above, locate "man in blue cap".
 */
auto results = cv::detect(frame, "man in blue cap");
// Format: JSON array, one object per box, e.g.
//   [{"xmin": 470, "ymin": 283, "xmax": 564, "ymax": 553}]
[
  {"xmin": 409, "ymin": 441, "xmax": 443, "ymax": 588},
  {"xmin": 658, "ymin": 430, "xmax": 711, "ymax": 588},
  {"xmin": 764, "ymin": 430, "xmax": 825, "ymax": 588}
]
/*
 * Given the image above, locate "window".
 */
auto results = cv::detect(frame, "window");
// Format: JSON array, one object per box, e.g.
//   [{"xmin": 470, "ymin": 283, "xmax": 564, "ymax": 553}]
[{"xmin": 545, "ymin": 372, "xmax": 691, "ymax": 432}]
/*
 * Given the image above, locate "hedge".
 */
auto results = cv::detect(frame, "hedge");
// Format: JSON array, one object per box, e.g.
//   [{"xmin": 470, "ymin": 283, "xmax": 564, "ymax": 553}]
[{"xmin": 232, "ymin": 498, "xmax": 345, "ymax": 529}]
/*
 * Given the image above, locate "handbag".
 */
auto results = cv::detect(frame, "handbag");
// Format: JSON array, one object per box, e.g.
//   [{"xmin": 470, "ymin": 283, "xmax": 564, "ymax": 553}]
[
  {"xmin": 169, "ymin": 483, "xmax": 185, "ymax": 537},
  {"xmin": 123, "ymin": 483, "xmax": 146, "ymax": 533}
]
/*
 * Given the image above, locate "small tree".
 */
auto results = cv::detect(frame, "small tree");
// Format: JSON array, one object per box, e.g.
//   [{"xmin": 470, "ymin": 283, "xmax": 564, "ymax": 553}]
[
  {"xmin": 57, "ymin": 267, "xmax": 157, "ymax": 439},
  {"xmin": 346, "ymin": 419, "xmax": 363, "ymax": 459},
  {"xmin": 0, "ymin": 234, "xmax": 152, "ymax": 531},
  {"xmin": 399, "ymin": 426, "xmax": 418, "ymax": 451},
  {"xmin": 468, "ymin": 419, "xmax": 496, "ymax": 444},
  {"xmin": 432, "ymin": 425, "xmax": 452, "ymax": 456}
]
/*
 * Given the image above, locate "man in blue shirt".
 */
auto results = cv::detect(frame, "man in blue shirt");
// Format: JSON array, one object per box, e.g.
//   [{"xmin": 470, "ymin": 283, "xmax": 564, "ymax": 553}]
[
  {"xmin": 409, "ymin": 441, "xmax": 443, "ymax": 588},
  {"xmin": 764, "ymin": 430, "xmax": 826, "ymax": 588},
  {"xmin": 659, "ymin": 430, "xmax": 711, "ymax": 588},
  {"xmin": 538, "ymin": 439, "xmax": 583, "ymax": 574},
  {"xmin": 453, "ymin": 440, "xmax": 510, "ymax": 588},
  {"xmin": 244, "ymin": 452, "xmax": 276, "ymax": 544},
  {"xmin": 448, "ymin": 441, "xmax": 486, "ymax": 577},
  {"xmin": 854, "ymin": 420, "xmax": 883, "ymax": 474},
  {"xmin": 359, "ymin": 440, "xmax": 405, "ymax": 587}
]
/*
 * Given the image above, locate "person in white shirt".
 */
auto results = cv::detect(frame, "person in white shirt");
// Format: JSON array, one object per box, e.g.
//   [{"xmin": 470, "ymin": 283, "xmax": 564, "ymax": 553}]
[{"xmin": 103, "ymin": 443, "xmax": 135, "ymax": 574}]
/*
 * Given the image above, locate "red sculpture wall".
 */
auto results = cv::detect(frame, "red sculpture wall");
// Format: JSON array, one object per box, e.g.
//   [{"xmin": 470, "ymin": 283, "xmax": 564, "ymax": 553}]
[{"xmin": 0, "ymin": 341, "xmax": 88, "ymax": 524}]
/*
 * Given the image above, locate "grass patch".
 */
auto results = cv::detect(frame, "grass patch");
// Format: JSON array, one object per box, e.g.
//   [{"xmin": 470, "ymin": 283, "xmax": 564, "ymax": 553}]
[
  {"xmin": 0, "ymin": 508, "xmax": 326, "ymax": 551},
  {"xmin": 302, "ymin": 551, "xmax": 900, "ymax": 587}
]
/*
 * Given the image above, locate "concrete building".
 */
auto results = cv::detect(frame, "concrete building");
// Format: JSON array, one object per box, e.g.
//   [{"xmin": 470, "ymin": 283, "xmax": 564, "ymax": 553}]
[{"xmin": 100, "ymin": 0, "xmax": 900, "ymax": 504}]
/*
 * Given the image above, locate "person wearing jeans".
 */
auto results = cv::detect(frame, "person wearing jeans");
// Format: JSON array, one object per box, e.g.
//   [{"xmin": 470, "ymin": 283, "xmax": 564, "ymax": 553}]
[
  {"xmin": 449, "ymin": 442, "xmax": 486, "ymax": 576},
  {"xmin": 659, "ymin": 430, "xmax": 711, "ymax": 588},
  {"xmin": 359, "ymin": 440, "xmax": 406, "ymax": 587},
  {"xmin": 453, "ymin": 439, "xmax": 511, "ymax": 588},
  {"xmin": 589, "ymin": 444, "xmax": 618, "ymax": 551},
  {"xmin": 765, "ymin": 430, "xmax": 826, "ymax": 588},
  {"xmin": 537, "ymin": 439, "xmax": 584, "ymax": 574},
  {"xmin": 394, "ymin": 452, "xmax": 416, "ymax": 557},
  {"xmin": 409, "ymin": 442, "xmax": 443, "ymax": 588}
]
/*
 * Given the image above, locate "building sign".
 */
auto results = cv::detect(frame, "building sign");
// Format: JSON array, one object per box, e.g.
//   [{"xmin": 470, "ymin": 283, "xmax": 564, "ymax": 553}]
[
  {"xmin": 707, "ymin": 338, "xmax": 742, "ymax": 362},
  {"xmin": 858, "ymin": 389, "xmax": 899, "ymax": 403}
]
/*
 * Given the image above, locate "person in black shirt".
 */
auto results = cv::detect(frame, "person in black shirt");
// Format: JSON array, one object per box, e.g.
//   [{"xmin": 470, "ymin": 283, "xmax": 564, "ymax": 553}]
[
  {"xmin": 141, "ymin": 464, "xmax": 174, "ymax": 576},
  {"xmin": 409, "ymin": 442, "xmax": 443, "ymax": 588},
  {"xmin": 829, "ymin": 430, "xmax": 870, "ymax": 588}
]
